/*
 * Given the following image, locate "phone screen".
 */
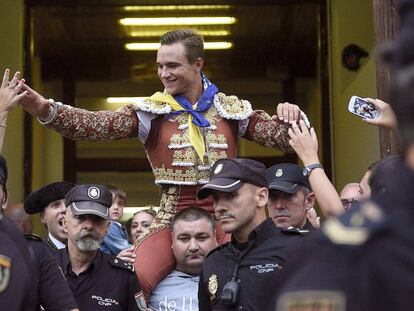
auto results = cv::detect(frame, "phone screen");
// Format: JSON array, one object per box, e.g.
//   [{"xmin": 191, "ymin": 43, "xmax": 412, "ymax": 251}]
[{"xmin": 351, "ymin": 97, "xmax": 379, "ymax": 119}]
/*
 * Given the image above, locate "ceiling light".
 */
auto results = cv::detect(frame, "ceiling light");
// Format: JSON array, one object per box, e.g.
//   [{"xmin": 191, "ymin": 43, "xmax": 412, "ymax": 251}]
[
  {"xmin": 128, "ymin": 29, "xmax": 230, "ymax": 37},
  {"xmin": 119, "ymin": 17, "xmax": 236, "ymax": 26},
  {"xmin": 125, "ymin": 41, "xmax": 233, "ymax": 51},
  {"xmin": 107, "ymin": 97, "xmax": 147, "ymax": 104},
  {"xmin": 123, "ymin": 5, "xmax": 231, "ymax": 11},
  {"xmin": 124, "ymin": 43, "xmax": 160, "ymax": 50},
  {"xmin": 204, "ymin": 42, "xmax": 233, "ymax": 49}
]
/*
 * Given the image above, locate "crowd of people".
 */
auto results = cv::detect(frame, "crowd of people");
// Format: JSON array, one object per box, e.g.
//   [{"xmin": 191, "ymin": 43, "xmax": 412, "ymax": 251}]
[{"xmin": 1, "ymin": 4, "xmax": 414, "ymax": 308}]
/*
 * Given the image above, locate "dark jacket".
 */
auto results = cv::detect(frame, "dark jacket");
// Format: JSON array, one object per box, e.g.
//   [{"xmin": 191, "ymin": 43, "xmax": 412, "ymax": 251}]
[{"xmin": 199, "ymin": 218, "xmax": 305, "ymax": 311}]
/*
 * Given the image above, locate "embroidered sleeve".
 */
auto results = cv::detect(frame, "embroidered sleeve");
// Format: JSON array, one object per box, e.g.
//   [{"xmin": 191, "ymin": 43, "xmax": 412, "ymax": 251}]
[
  {"xmin": 243, "ymin": 110, "xmax": 293, "ymax": 152},
  {"xmin": 44, "ymin": 103, "xmax": 139, "ymax": 141}
]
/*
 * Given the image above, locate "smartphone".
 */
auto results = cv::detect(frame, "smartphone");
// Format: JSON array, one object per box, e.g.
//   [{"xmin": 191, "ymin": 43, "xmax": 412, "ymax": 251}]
[{"xmin": 348, "ymin": 96, "xmax": 380, "ymax": 119}]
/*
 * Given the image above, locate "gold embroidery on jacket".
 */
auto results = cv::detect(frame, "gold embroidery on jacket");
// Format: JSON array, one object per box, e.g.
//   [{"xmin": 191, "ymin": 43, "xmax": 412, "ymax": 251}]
[
  {"xmin": 47, "ymin": 104, "xmax": 134, "ymax": 141},
  {"xmin": 153, "ymin": 166, "xmax": 211, "ymax": 185},
  {"xmin": 207, "ymin": 151, "xmax": 227, "ymax": 164},
  {"xmin": 251, "ymin": 111, "xmax": 291, "ymax": 151},
  {"xmin": 172, "ymin": 150, "xmax": 197, "ymax": 166},
  {"xmin": 155, "ymin": 106, "xmax": 229, "ymax": 185},
  {"xmin": 134, "ymin": 186, "xmax": 179, "ymax": 246}
]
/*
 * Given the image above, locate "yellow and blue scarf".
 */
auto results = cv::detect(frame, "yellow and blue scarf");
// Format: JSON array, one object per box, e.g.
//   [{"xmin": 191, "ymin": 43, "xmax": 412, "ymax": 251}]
[{"xmin": 147, "ymin": 74, "xmax": 218, "ymax": 163}]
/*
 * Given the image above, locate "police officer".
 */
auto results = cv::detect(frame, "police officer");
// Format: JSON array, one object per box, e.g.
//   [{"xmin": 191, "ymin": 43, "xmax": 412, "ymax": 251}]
[
  {"xmin": 0, "ymin": 155, "xmax": 38, "ymax": 311},
  {"xmin": 24, "ymin": 181, "xmax": 76, "ymax": 250},
  {"xmin": 0, "ymin": 215, "xmax": 39, "ymax": 311},
  {"xmin": 197, "ymin": 158, "xmax": 305, "ymax": 311},
  {"xmin": 56, "ymin": 184, "xmax": 145, "ymax": 310},
  {"xmin": 273, "ymin": 6, "xmax": 414, "ymax": 307},
  {"xmin": 272, "ymin": 157, "xmax": 414, "ymax": 311},
  {"xmin": 266, "ymin": 163, "xmax": 317, "ymax": 232},
  {"xmin": 25, "ymin": 234, "xmax": 79, "ymax": 311}
]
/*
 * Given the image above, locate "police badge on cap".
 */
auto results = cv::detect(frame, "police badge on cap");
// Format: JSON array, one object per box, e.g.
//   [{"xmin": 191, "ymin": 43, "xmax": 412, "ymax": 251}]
[
  {"xmin": 87, "ymin": 186, "xmax": 100, "ymax": 199},
  {"xmin": 65, "ymin": 184, "xmax": 112, "ymax": 220},
  {"xmin": 197, "ymin": 158, "xmax": 267, "ymax": 199},
  {"xmin": 214, "ymin": 164, "xmax": 223, "ymax": 175},
  {"xmin": 266, "ymin": 163, "xmax": 311, "ymax": 194}
]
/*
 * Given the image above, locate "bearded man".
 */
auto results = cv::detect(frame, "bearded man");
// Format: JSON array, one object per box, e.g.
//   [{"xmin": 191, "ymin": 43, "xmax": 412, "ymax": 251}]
[{"xmin": 55, "ymin": 184, "xmax": 144, "ymax": 310}]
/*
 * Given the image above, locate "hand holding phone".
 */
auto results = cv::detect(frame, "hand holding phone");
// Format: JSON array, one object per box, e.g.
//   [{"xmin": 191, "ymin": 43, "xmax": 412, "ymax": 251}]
[
  {"xmin": 360, "ymin": 98, "xmax": 398, "ymax": 131},
  {"xmin": 348, "ymin": 96, "xmax": 380, "ymax": 119}
]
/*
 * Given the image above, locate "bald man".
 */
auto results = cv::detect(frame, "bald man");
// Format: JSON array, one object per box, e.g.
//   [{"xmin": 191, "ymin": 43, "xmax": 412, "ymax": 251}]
[{"xmin": 339, "ymin": 183, "xmax": 361, "ymax": 210}]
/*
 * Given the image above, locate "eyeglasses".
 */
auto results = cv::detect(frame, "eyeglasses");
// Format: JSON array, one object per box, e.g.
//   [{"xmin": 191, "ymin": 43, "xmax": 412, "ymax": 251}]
[{"xmin": 341, "ymin": 199, "xmax": 357, "ymax": 210}]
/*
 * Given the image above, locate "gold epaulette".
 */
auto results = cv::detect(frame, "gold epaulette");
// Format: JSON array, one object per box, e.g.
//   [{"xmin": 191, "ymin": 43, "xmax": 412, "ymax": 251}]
[
  {"xmin": 135, "ymin": 98, "xmax": 172, "ymax": 115},
  {"xmin": 214, "ymin": 92, "xmax": 252, "ymax": 120},
  {"xmin": 115, "ymin": 100, "xmax": 172, "ymax": 115},
  {"xmin": 117, "ymin": 93, "xmax": 253, "ymax": 118},
  {"xmin": 323, "ymin": 201, "xmax": 384, "ymax": 245}
]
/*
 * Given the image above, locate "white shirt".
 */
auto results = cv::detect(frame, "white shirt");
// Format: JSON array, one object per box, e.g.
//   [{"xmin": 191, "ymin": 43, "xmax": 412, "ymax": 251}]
[{"xmin": 49, "ymin": 232, "xmax": 66, "ymax": 249}]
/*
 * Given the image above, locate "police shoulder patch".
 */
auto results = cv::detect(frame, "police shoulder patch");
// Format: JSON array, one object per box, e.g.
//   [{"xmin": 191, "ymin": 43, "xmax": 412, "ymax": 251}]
[
  {"xmin": 323, "ymin": 201, "xmax": 385, "ymax": 245},
  {"xmin": 0, "ymin": 254, "xmax": 11, "ymax": 293},
  {"xmin": 110, "ymin": 258, "xmax": 135, "ymax": 273},
  {"xmin": 277, "ymin": 290, "xmax": 346, "ymax": 311}
]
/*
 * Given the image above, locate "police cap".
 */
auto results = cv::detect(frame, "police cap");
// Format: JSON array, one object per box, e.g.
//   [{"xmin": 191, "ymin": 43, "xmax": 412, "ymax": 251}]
[
  {"xmin": 24, "ymin": 181, "xmax": 76, "ymax": 214},
  {"xmin": 65, "ymin": 184, "xmax": 111, "ymax": 220},
  {"xmin": 197, "ymin": 158, "xmax": 267, "ymax": 199},
  {"xmin": 266, "ymin": 163, "xmax": 311, "ymax": 194}
]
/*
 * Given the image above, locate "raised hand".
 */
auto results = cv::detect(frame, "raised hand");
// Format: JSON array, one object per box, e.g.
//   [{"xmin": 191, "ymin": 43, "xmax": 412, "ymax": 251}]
[
  {"xmin": 272, "ymin": 102, "xmax": 301, "ymax": 125},
  {"xmin": 0, "ymin": 69, "xmax": 27, "ymax": 116},
  {"xmin": 289, "ymin": 120, "xmax": 343, "ymax": 217},
  {"xmin": 19, "ymin": 82, "xmax": 52, "ymax": 119},
  {"xmin": 116, "ymin": 246, "xmax": 136, "ymax": 264},
  {"xmin": 363, "ymin": 98, "xmax": 398, "ymax": 131},
  {"xmin": 288, "ymin": 120, "xmax": 319, "ymax": 166}
]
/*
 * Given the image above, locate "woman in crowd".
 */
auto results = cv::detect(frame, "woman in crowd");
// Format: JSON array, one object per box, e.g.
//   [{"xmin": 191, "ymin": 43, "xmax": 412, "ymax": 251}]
[
  {"xmin": 118, "ymin": 207, "xmax": 157, "ymax": 264},
  {"xmin": 129, "ymin": 207, "xmax": 157, "ymax": 244}
]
